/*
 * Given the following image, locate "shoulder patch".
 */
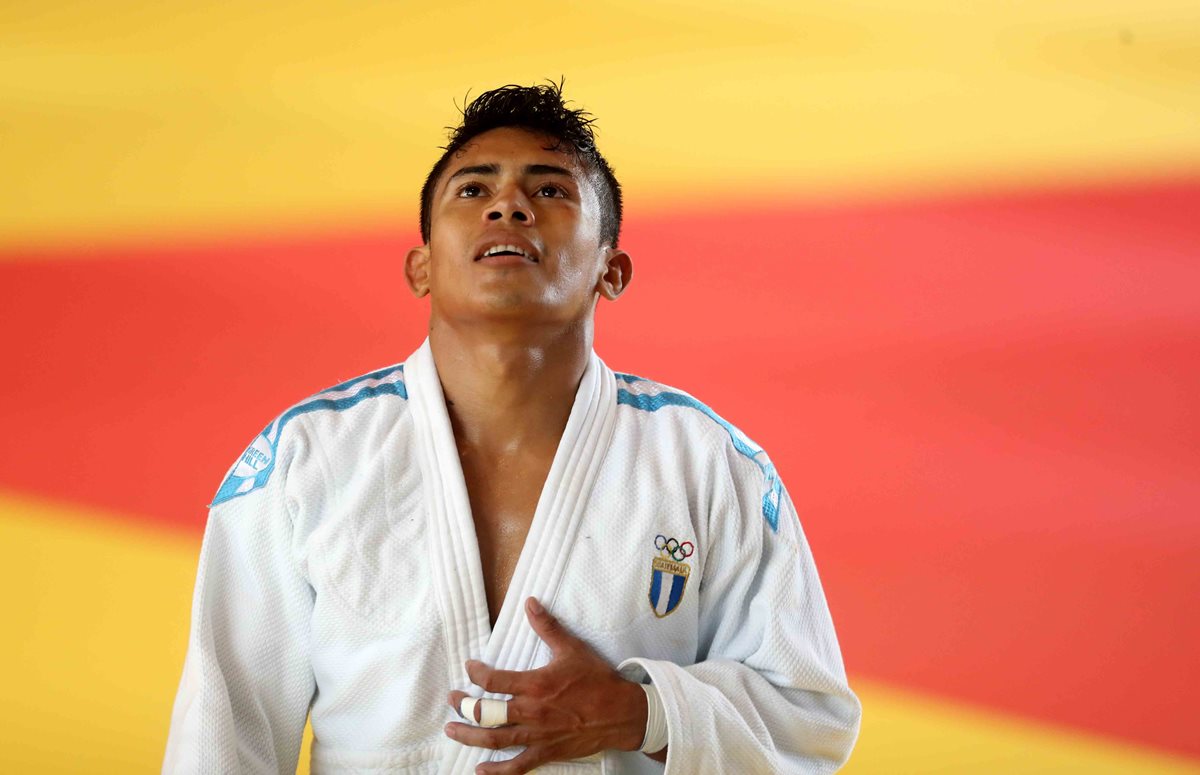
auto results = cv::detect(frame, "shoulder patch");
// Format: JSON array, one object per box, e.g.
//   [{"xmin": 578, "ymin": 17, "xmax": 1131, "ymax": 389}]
[
  {"xmin": 212, "ymin": 429, "xmax": 278, "ymax": 505},
  {"xmin": 211, "ymin": 364, "xmax": 407, "ymax": 506},
  {"xmin": 615, "ymin": 373, "xmax": 783, "ymax": 531}
]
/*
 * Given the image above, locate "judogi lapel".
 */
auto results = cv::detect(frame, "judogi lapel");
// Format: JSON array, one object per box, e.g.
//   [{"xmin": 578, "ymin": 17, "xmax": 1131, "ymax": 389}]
[{"xmin": 404, "ymin": 339, "xmax": 619, "ymax": 772}]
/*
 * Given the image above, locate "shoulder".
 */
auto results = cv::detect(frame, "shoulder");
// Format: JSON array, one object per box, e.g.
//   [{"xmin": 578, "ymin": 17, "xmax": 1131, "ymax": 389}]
[
  {"xmin": 612, "ymin": 371, "xmax": 785, "ymax": 532},
  {"xmin": 612, "ymin": 371, "xmax": 764, "ymax": 460},
  {"xmin": 211, "ymin": 363, "xmax": 408, "ymax": 506}
]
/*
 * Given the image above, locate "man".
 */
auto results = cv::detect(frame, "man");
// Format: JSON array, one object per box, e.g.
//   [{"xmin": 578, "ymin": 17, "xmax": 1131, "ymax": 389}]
[{"xmin": 164, "ymin": 82, "xmax": 861, "ymax": 774}]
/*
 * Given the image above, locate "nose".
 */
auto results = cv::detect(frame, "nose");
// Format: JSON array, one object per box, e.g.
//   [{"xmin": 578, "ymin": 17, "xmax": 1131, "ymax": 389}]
[{"xmin": 483, "ymin": 184, "xmax": 534, "ymax": 226}]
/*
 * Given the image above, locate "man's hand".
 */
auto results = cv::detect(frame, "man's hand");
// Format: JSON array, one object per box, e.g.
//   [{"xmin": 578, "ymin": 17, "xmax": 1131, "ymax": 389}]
[{"xmin": 445, "ymin": 597, "xmax": 648, "ymax": 774}]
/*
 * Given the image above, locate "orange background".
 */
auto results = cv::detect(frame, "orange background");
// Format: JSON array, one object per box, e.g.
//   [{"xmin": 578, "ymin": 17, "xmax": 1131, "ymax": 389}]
[{"xmin": 2, "ymin": 2, "xmax": 1198, "ymax": 772}]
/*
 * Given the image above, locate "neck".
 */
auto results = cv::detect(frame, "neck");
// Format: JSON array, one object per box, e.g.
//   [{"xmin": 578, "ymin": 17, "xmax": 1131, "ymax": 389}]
[{"xmin": 428, "ymin": 318, "xmax": 593, "ymax": 454}]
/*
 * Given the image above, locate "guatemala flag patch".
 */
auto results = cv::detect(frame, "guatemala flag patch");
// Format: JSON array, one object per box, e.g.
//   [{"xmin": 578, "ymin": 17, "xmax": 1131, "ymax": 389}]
[{"xmin": 649, "ymin": 534, "xmax": 694, "ymax": 618}]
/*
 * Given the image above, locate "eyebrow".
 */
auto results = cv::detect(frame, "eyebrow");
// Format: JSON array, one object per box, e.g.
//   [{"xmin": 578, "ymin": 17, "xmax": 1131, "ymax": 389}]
[
  {"xmin": 447, "ymin": 163, "xmax": 499, "ymax": 181},
  {"xmin": 446, "ymin": 163, "xmax": 577, "ymax": 182},
  {"xmin": 525, "ymin": 164, "xmax": 575, "ymax": 178}
]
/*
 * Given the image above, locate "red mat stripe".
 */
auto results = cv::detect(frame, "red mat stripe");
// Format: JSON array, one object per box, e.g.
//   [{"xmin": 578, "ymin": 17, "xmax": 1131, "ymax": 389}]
[{"xmin": 3, "ymin": 178, "xmax": 1197, "ymax": 756}]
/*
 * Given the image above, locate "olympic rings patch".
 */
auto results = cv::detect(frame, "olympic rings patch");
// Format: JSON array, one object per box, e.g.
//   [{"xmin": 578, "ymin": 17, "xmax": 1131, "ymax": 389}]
[{"xmin": 654, "ymin": 534, "xmax": 695, "ymax": 562}]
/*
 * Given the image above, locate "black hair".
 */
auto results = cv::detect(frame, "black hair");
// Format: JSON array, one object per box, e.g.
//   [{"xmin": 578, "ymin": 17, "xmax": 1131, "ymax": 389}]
[{"xmin": 419, "ymin": 80, "xmax": 623, "ymax": 247}]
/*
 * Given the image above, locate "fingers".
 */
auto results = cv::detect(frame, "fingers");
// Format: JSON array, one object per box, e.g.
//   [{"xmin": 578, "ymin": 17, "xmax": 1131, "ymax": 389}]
[
  {"xmin": 448, "ymin": 690, "xmax": 480, "ymax": 722},
  {"xmin": 444, "ymin": 720, "xmax": 532, "ymax": 751},
  {"xmin": 449, "ymin": 692, "xmax": 538, "ymax": 726},
  {"xmin": 466, "ymin": 660, "xmax": 535, "ymax": 695},
  {"xmin": 524, "ymin": 597, "xmax": 576, "ymax": 653},
  {"xmin": 475, "ymin": 746, "xmax": 545, "ymax": 775}
]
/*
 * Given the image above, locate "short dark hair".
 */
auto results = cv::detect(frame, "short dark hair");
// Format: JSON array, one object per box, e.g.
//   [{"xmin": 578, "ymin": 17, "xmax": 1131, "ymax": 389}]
[{"xmin": 419, "ymin": 80, "xmax": 623, "ymax": 247}]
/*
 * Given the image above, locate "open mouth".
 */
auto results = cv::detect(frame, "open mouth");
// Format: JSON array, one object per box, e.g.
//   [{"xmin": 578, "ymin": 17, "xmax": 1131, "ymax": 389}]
[{"xmin": 476, "ymin": 244, "xmax": 538, "ymax": 263}]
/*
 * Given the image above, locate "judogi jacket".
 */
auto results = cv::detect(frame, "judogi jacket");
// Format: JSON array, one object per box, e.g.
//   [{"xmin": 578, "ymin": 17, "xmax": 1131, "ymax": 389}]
[{"xmin": 163, "ymin": 339, "xmax": 861, "ymax": 774}]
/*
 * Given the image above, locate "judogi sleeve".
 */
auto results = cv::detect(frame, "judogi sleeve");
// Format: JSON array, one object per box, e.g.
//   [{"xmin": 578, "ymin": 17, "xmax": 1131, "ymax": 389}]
[
  {"xmin": 619, "ymin": 450, "xmax": 861, "ymax": 773},
  {"xmin": 163, "ymin": 416, "xmax": 321, "ymax": 775}
]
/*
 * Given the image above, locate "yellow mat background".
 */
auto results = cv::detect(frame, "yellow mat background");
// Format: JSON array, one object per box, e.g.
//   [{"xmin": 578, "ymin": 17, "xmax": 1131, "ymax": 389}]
[{"xmin": 2, "ymin": 1, "xmax": 1198, "ymax": 771}]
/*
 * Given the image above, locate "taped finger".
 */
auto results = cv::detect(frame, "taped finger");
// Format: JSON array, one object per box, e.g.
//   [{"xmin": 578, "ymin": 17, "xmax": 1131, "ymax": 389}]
[{"xmin": 458, "ymin": 696, "xmax": 509, "ymax": 727}]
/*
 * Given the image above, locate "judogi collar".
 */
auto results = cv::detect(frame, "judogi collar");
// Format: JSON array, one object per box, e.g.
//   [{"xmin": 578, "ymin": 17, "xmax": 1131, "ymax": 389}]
[{"xmin": 404, "ymin": 339, "xmax": 619, "ymax": 773}]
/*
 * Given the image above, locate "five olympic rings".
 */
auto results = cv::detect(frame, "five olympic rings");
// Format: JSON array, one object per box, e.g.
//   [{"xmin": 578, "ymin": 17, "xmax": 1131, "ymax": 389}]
[{"xmin": 655, "ymin": 534, "xmax": 694, "ymax": 562}]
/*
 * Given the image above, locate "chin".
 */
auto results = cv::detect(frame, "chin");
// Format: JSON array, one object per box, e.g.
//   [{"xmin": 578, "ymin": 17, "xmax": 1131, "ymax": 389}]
[
  {"xmin": 487, "ymin": 294, "xmax": 538, "ymax": 313},
  {"xmin": 465, "ymin": 291, "xmax": 549, "ymax": 319}
]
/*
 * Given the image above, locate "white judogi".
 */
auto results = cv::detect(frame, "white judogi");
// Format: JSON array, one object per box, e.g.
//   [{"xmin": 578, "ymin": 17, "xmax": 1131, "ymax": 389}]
[{"xmin": 163, "ymin": 339, "xmax": 861, "ymax": 774}]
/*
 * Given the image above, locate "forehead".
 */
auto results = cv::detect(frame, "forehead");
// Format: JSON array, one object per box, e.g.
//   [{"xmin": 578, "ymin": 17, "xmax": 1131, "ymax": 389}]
[{"xmin": 441, "ymin": 127, "xmax": 585, "ymax": 184}]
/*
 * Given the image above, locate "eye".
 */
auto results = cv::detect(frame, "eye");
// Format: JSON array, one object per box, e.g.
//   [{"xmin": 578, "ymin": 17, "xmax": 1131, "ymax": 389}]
[
  {"xmin": 535, "ymin": 184, "xmax": 567, "ymax": 198},
  {"xmin": 457, "ymin": 183, "xmax": 484, "ymax": 198}
]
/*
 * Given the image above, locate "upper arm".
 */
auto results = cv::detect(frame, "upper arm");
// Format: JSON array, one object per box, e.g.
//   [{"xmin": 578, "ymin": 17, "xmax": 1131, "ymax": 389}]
[{"xmin": 164, "ymin": 416, "xmax": 322, "ymax": 774}]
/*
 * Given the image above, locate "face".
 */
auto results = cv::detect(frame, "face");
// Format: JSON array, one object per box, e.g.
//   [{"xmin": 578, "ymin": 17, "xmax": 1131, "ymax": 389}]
[{"xmin": 405, "ymin": 127, "xmax": 631, "ymax": 328}]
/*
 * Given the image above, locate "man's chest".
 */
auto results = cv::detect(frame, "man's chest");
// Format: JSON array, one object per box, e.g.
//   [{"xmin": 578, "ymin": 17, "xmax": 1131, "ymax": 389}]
[
  {"xmin": 460, "ymin": 449, "xmax": 556, "ymax": 621},
  {"xmin": 307, "ymin": 410, "xmax": 712, "ymax": 640}
]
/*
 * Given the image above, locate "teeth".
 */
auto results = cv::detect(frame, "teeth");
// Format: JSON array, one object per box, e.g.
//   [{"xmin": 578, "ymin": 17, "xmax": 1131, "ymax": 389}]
[{"xmin": 483, "ymin": 244, "xmax": 527, "ymax": 257}]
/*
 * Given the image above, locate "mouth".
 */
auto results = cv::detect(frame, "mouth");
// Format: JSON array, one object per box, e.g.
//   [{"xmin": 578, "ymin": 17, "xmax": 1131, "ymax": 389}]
[{"xmin": 474, "ymin": 242, "xmax": 539, "ymax": 263}]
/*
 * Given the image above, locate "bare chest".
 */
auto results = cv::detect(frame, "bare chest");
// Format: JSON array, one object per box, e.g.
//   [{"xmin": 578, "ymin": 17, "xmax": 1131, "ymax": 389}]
[{"xmin": 460, "ymin": 451, "xmax": 555, "ymax": 625}]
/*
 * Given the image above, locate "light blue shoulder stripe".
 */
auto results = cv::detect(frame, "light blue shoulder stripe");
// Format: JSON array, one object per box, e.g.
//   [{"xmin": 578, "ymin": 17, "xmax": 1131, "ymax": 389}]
[
  {"xmin": 211, "ymin": 365, "xmax": 407, "ymax": 506},
  {"xmin": 321, "ymin": 363, "xmax": 407, "ymax": 395},
  {"xmin": 615, "ymin": 373, "xmax": 782, "ymax": 531}
]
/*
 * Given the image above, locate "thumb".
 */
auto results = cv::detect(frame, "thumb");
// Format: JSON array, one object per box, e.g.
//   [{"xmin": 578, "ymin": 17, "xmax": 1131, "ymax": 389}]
[{"xmin": 525, "ymin": 597, "xmax": 575, "ymax": 653}]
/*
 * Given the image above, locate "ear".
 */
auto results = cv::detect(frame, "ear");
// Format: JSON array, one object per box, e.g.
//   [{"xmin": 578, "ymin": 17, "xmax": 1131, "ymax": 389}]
[
  {"xmin": 404, "ymin": 245, "xmax": 431, "ymax": 298},
  {"xmin": 597, "ymin": 247, "xmax": 633, "ymax": 301}
]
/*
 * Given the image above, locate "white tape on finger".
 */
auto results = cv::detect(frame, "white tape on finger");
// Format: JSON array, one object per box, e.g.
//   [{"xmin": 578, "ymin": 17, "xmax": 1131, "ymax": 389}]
[
  {"xmin": 459, "ymin": 696, "xmax": 509, "ymax": 728},
  {"xmin": 478, "ymin": 698, "xmax": 509, "ymax": 728}
]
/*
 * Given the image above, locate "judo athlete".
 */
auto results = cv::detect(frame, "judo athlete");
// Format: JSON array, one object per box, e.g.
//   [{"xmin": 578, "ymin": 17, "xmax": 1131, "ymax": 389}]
[{"xmin": 164, "ymin": 82, "xmax": 861, "ymax": 774}]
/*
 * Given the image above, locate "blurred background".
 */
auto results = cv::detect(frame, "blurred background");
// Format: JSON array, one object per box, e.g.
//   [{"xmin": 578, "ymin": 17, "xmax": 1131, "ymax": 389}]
[{"xmin": 1, "ymin": 1, "xmax": 1197, "ymax": 772}]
